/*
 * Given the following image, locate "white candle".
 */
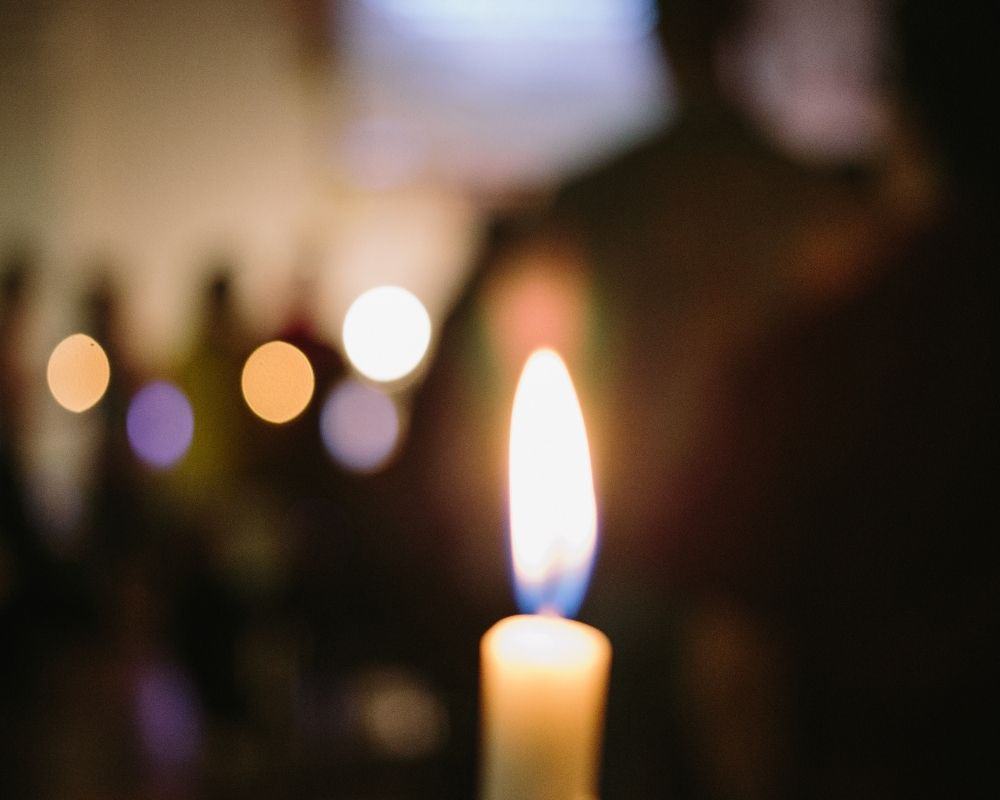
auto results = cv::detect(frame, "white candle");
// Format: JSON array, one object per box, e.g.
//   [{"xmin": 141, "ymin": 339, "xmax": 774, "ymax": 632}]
[{"xmin": 480, "ymin": 348, "xmax": 611, "ymax": 800}]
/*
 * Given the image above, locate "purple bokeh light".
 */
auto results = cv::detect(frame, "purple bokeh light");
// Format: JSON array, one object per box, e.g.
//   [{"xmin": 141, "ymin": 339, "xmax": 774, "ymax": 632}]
[
  {"xmin": 320, "ymin": 379, "xmax": 400, "ymax": 473},
  {"xmin": 127, "ymin": 381, "xmax": 194, "ymax": 469}
]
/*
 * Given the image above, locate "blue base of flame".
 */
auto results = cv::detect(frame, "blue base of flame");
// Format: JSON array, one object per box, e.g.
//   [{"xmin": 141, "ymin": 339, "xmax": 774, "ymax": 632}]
[{"xmin": 511, "ymin": 559, "xmax": 595, "ymax": 619}]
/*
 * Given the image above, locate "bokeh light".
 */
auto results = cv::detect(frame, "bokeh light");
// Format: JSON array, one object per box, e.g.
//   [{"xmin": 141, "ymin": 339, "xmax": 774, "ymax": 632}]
[
  {"xmin": 46, "ymin": 333, "xmax": 111, "ymax": 412},
  {"xmin": 241, "ymin": 340, "xmax": 315, "ymax": 424},
  {"xmin": 358, "ymin": 667, "xmax": 448, "ymax": 761},
  {"xmin": 342, "ymin": 286, "xmax": 431, "ymax": 383},
  {"xmin": 127, "ymin": 381, "xmax": 194, "ymax": 469},
  {"xmin": 320, "ymin": 378, "xmax": 401, "ymax": 473}
]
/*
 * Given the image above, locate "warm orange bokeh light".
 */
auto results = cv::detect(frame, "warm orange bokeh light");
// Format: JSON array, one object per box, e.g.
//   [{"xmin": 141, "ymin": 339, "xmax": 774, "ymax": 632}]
[
  {"xmin": 241, "ymin": 340, "xmax": 315, "ymax": 424},
  {"xmin": 46, "ymin": 333, "xmax": 111, "ymax": 413},
  {"xmin": 485, "ymin": 246, "xmax": 589, "ymax": 379}
]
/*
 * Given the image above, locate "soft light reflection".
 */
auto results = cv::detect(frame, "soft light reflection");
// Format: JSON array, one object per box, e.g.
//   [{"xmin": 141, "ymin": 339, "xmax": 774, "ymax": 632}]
[
  {"xmin": 342, "ymin": 286, "xmax": 431, "ymax": 383},
  {"xmin": 133, "ymin": 660, "xmax": 202, "ymax": 773},
  {"xmin": 320, "ymin": 378, "xmax": 401, "ymax": 473},
  {"xmin": 127, "ymin": 381, "xmax": 194, "ymax": 469},
  {"xmin": 359, "ymin": 668, "xmax": 448, "ymax": 760},
  {"xmin": 509, "ymin": 348, "xmax": 596, "ymax": 618},
  {"xmin": 241, "ymin": 341, "xmax": 315, "ymax": 424},
  {"xmin": 46, "ymin": 333, "xmax": 111, "ymax": 412},
  {"xmin": 485, "ymin": 253, "xmax": 589, "ymax": 374}
]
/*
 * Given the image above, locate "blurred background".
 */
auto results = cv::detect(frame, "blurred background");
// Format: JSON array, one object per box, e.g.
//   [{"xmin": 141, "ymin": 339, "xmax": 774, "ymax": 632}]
[{"xmin": 1, "ymin": 0, "xmax": 995, "ymax": 798}]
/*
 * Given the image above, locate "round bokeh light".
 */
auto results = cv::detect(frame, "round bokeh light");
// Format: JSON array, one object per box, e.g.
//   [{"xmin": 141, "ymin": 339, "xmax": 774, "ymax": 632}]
[
  {"xmin": 320, "ymin": 378, "xmax": 401, "ymax": 473},
  {"xmin": 241, "ymin": 340, "xmax": 315, "ymax": 424},
  {"xmin": 342, "ymin": 286, "xmax": 431, "ymax": 383},
  {"xmin": 46, "ymin": 333, "xmax": 111, "ymax": 412},
  {"xmin": 127, "ymin": 381, "xmax": 194, "ymax": 469}
]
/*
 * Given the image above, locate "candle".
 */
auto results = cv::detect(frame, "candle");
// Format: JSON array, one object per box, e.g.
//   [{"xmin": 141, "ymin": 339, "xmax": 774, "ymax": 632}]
[{"xmin": 480, "ymin": 348, "xmax": 611, "ymax": 800}]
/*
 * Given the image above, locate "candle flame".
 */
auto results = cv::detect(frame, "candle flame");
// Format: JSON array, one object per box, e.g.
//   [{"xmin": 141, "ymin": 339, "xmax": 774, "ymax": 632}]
[{"xmin": 509, "ymin": 348, "xmax": 597, "ymax": 618}]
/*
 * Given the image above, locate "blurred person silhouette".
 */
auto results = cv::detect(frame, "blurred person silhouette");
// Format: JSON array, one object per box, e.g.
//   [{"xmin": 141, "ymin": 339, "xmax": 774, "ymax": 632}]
[
  {"xmin": 1, "ymin": 249, "xmax": 90, "ymax": 798},
  {"xmin": 266, "ymin": 273, "xmax": 350, "ymax": 621},
  {"xmin": 541, "ymin": 1, "xmax": 889, "ymax": 796},
  {"xmin": 263, "ymin": 268, "xmax": 346, "ymax": 487},
  {"xmin": 167, "ymin": 263, "xmax": 264, "ymax": 796},
  {"xmin": 0, "ymin": 247, "xmax": 46, "ymax": 798},
  {"xmin": 238, "ymin": 268, "xmax": 360, "ymax": 796},
  {"xmin": 387, "ymin": 0, "xmax": 882, "ymax": 797},
  {"xmin": 75, "ymin": 274, "xmax": 193, "ymax": 799},
  {"xmin": 83, "ymin": 270, "xmax": 146, "ymax": 564},
  {"xmin": 1, "ymin": 248, "xmax": 32, "ymax": 452},
  {"xmin": 673, "ymin": 0, "xmax": 998, "ymax": 796},
  {"xmin": 173, "ymin": 264, "xmax": 253, "ymax": 505}
]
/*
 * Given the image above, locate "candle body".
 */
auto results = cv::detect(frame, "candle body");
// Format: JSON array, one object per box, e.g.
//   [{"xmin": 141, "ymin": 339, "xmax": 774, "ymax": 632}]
[{"xmin": 480, "ymin": 614, "xmax": 611, "ymax": 800}]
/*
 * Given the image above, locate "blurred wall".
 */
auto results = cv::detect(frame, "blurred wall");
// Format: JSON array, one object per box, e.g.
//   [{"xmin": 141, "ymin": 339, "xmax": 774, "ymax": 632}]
[{"xmin": 2, "ymin": 0, "xmax": 318, "ymax": 361}]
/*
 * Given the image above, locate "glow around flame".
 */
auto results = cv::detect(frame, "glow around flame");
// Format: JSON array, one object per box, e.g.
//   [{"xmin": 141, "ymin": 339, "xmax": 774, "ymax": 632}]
[{"xmin": 509, "ymin": 348, "xmax": 597, "ymax": 618}]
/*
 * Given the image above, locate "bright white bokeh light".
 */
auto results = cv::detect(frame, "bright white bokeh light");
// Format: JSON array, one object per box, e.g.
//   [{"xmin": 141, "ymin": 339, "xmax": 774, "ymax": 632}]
[
  {"xmin": 320, "ymin": 379, "xmax": 401, "ymax": 473},
  {"xmin": 342, "ymin": 286, "xmax": 432, "ymax": 383},
  {"xmin": 509, "ymin": 348, "xmax": 597, "ymax": 618}
]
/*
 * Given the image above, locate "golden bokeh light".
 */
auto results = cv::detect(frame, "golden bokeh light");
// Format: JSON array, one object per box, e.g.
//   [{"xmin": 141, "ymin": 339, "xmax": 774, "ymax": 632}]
[
  {"xmin": 342, "ymin": 286, "xmax": 432, "ymax": 383},
  {"xmin": 46, "ymin": 333, "xmax": 111, "ymax": 413},
  {"xmin": 241, "ymin": 340, "xmax": 315, "ymax": 424}
]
